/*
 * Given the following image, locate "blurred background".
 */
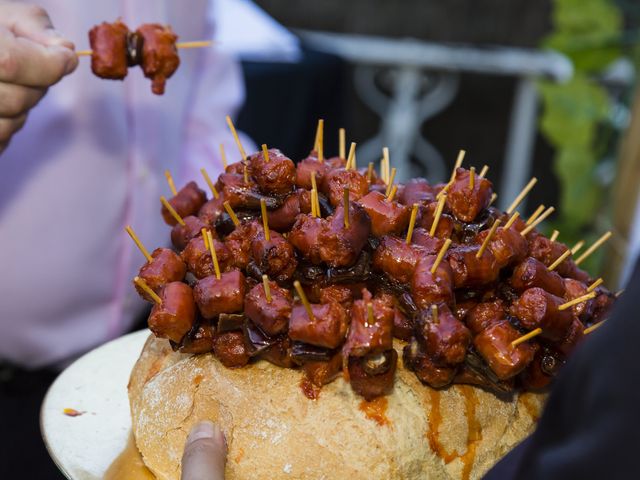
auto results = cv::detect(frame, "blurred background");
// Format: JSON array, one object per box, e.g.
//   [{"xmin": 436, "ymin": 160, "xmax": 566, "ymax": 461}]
[{"xmin": 225, "ymin": 0, "xmax": 640, "ymax": 288}]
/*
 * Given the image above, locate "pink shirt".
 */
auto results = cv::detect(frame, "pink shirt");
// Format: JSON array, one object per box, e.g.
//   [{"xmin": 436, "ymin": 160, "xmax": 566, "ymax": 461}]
[{"xmin": 0, "ymin": 0, "xmax": 252, "ymax": 367}]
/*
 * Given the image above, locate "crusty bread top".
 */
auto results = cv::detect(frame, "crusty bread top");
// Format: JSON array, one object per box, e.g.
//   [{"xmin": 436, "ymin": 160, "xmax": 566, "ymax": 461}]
[{"xmin": 129, "ymin": 335, "xmax": 544, "ymax": 480}]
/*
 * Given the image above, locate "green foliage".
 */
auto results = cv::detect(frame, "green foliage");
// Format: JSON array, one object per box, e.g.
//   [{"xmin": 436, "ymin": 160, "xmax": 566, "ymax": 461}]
[{"xmin": 537, "ymin": 0, "xmax": 622, "ymax": 271}]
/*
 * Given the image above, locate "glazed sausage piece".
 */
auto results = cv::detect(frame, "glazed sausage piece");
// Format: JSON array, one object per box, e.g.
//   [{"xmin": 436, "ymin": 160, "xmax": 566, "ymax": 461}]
[
  {"xmin": 476, "ymin": 225, "xmax": 528, "ymax": 269},
  {"xmin": 411, "ymin": 255, "xmax": 455, "ymax": 309},
  {"xmin": 136, "ymin": 248, "xmax": 186, "ymax": 301},
  {"xmin": 288, "ymin": 301, "xmax": 349, "ymax": 349},
  {"xmin": 181, "ymin": 235, "xmax": 231, "ymax": 279},
  {"xmin": 244, "ymin": 280, "xmax": 292, "ymax": 336},
  {"xmin": 520, "ymin": 348, "xmax": 563, "ymax": 391},
  {"xmin": 161, "ymin": 181, "xmax": 208, "ymax": 226},
  {"xmin": 136, "ymin": 24, "xmax": 180, "ymax": 95},
  {"xmin": 148, "ymin": 282, "xmax": 196, "ymax": 343},
  {"xmin": 410, "ymin": 228, "xmax": 445, "ymax": 254},
  {"xmin": 465, "ymin": 300, "xmax": 506, "ymax": 334},
  {"xmin": 321, "ymin": 169, "xmax": 369, "ymax": 208},
  {"xmin": 356, "ymin": 191, "xmax": 411, "ymax": 237},
  {"xmin": 248, "ymin": 148, "xmax": 296, "ymax": 196},
  {"xmin": 445, "ymin": 167, "xmax": 492, "ymax": 222},
  {"xmin": 527, "ymin": 236, "xmax": 587, "ymax": 280},
  {"xmin": 415, "ymin": 201, "xmax": 455, "ymax": 239},
  {"xmin": 295, "ymin": 156, "xmax": 329, "ymax": 190},
  {"xmin": 89, "ymin": 21, "xmax": 130, "ymax": 79},
  {"xmin": 198, "ymin": 195, "xmax": 225, "ymax": 226},
  {"xmin": 348, "ymin": 349, "xmax": 398, "ymax": 401},
  {"xmin": 510, "ymin": 287, "xmax": 574, "ymax": 342},
  {"xmin": 592, "ymin": 289, "xmax": 616, "ymax": 323},
  {"xmin": 250, "ymin": 230, "xmax": 297, "ymax": 282},
  {"xmin": 563, "ymin": 278, "xmax": 595, "ymax": 320},
  {"xmin": 403, "ymin": 338, "xmax": 456, "ymax": 388},
  {"xmin": 343, "ymin": 289, "xmax": 394, "ymax": 357},
  {"xmin": 398, "ymin": 178, "xmax": 436, "ymax": 206},
  {"xmin": 303, "ymin": 352, "xmax": 343, "ymax": 388},
  {"xmin": 417, "ymin": 304, "xmax": 471, "ymax": 367},
  {"xmin": 213, "ymin": 331, "xmax": 250, "ymax": 368},
  {"xmin": 393, "ymin": 308, "xmax": 414, "ymax": 341},
  {"xmin": 288, "ymin": 214, "xmax": 326, "ymax": 265},
  {"xmin": 319, "ymin": 284, "xmax": 355, "ymax": 309},
  {"xmin": 170, "ymin": 215, "xmax": 210, "ymax": 251},
  {"xmin": 372, "ymin": 235, "xmax": 426, "ymax": 284},
  {"xmin": 194, "ymin": 270, "xmax": 246, "ymax": 319},
  {"xmin": 447, "ymin": 245, "xmax": 499, "ymax": 288},
  {"xmin": 178, "ymin": 323, "xmax": 215, "ymax": 354},
  {"xmin": 267, "ymin": 189, "xmax": 308, "ymax": 232},
  {"xmin": 510, "ymin": 257, "xmax": 567, "ymax": 298},
  {"xmin": 318, "ymin": 202, "xmax": 371, "ymax": 267},
  {"xmin": 224, "ymin": 221, "xmax": 260, "ymax": 270},
  {"xmin": 473, "ymin": 321, "xmax": 537, "ymax": 380},
  {"xmin": 555, "ymin": 317, "xmax": 585, "ymax": 357}
]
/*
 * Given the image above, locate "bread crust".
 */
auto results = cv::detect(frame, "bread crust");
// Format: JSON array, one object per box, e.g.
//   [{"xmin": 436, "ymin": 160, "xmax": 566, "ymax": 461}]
[{"xmin": 129, "ymin": 334, "xmax": 544, "ymax": 480}]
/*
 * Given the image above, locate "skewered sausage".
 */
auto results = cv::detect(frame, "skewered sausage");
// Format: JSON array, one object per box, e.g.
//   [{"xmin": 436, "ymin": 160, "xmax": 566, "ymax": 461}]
[
  {"xmin": 288, "ymin": 301, "xmax": 349, "ymax": 349},
  {"xmin": 181, "ymin": 235, "xmax": 231, "ymax": 279},
  {"xmin": 321, "ymin": 169, "xmax": 369, "ymax": 207},
  {"xmin": 136, "ymin": 24, "xmax": 180, "ymax": 95},
  {"xmin": 510, "ymin": 257, "xmax": 567, "ymax": 297},
  {"xmin": 161, "ymin": 181, "xmax": 207, "ymax": 226},
  {"xmin": 250, "ymin": 230, "xmax": 297, "ymax": 282},
  {"xmin": 446, "ymin": 167, "xmax": 492, "ymax": 222},
  {"xmin": 148, "ymin": 281, "xmax": 196, "ymax": 343},
  {"xmin": 357, "ymin": 190, "xmax": 411, "ymax": 237},
  {"xmin": 411, "ymin": 255, "xmax": 455, "ymax": 308},
  {"xmin": 89, "ymin": 21, "xmax": 129, "ymax": 79},
  {"xmin": 244, "ymin": 280, "xmax": 292, "ymax": 336},
  {"xmin": 136, "ymin": 248, "xmax": 186, "ymax": 301},
  {"xmin": 248, "ymin": 148, "xmax": 296, "ymax": 196},
  {"xmin": 510, "ymin": 287, "xmax": 574, "ymax": 342},
  {"xmin": 170, "ymin": 215, "xmax": 209, "ymax": 251},
  {"xmin": 194, "ymin": 270, "xmax": 246, "ymax": 319},
  {"xmin": 213, "ymin": 331, "xmax": 250, "ymax": 368},
  {"xmin": 416, "ymin": 304, "xmax": 471, "ymax": 366}
]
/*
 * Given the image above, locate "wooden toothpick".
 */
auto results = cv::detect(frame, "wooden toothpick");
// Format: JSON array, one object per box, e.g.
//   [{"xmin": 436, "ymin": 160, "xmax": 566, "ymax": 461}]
[
  {"xmin": 160, "ymin": 196, "xmax": 186, "ymax": 226},
  {"xmin": 225, "ymin": 115, "xmax": 246, "ymax": 161},
  {"xmin": 164, "ymin": 170, "xmax": 178, "ymax": 196},
  {"xmin": 339, "ymin": 128, "xmax": 346, "ymax": 160},
  {"xmin": 262, "ymin": 274, "xmax": 272, "ymax": 303},
  {"xmin": 575, "ymin": 231, "xmax": 612, "ymax": 266},
  {"xmin": 506, "ymin": 177, "xmax": 537, "ymax": 214},
  {"xmin": 547, "ymin": 249, "xmax": 571, "ymax": 272},
  {"xmin": 520, "ymin": 207, "xmax": 555, "ymax": 237},
  {"xmin": 200, "ymin": 168, "xmax": 219, "ymax": 199},
  {"xmin": 294, "ymin": 280, "xmax": 314, "ymax": 321},
  {"xmin": 343, "ymin": 187, "xmax": 350, "ymax": 228},
  {"xmin": 134, "ymin": 276, "xmax": 162, "ymax": 305},
  {"xmin": 206, "ymin": 230, "xmax": 221, "ymax": 280},
  {"xmin": 430, "ymin": 239, "xmax": 452, "ymax": 274},
  {"xmin": 223, "ymin": 201, "xmax": 240, "ymax": 226},
  {"xmin": 511, "ymin": 328, "xmax": 542, "ymax": 347},
  {"xmin": 526, "ymin": 205, "xmax": 545, "ymax": 226},
  {"xmin": 429, "ymin": 194, "xmax": 447, "ymax": 237},
  {"xmin": 125, "ymin": 226, "xmax": 152, "ymax": 263},
  {"xmin": 476, "ymin": 219, "xmax": 502, "ymax": 259},
  {"xmin": 260, "ymin": 198, "xmax": 271, "ymax": 241},
  {"xmin": 406, "ymin": 204, "xmax": 419, "ymax": 244},
  {"xmin": 558, "ymin": 292, "xmax": 597, "ymax": 311}
]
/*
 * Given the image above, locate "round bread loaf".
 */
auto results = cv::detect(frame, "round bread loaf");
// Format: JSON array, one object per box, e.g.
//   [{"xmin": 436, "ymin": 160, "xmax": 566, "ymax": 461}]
[{"xmin": 129, "ymin": 334, "xmax": 545, "ymax": 480}]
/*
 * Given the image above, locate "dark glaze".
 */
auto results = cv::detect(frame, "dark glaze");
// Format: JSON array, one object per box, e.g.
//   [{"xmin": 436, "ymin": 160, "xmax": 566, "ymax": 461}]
[
  {"xmin": 416, "ymin": 202, "xmax": 455, "ymax": 239},
  {"xmin": 398, "ymin": 177, "xmax": 436, "ymax": 206},
  {"xmin": 448, "ymin": 245, "xmax": 499, "ymax": 288},
  {"xmin": 418, "ymin": 305, "xmax": 471, "ymax": 367},
  {"xmin": 343, "ymin": 289, "xmax": 394, "ymax": 356},
  {"xmin": 224, "ymin": 221, "xmax": 260, "ymax": 270},
  {"xmin": 213, "ymin": 331, "xmax": 250, "ymax": 368},
  {"xmin": 372, "ymin": 235, "xmax": 426, "ymax": 284},
  {"xmin": 476, "ymin": 226, "xmax": 527, "ymax": 268},
  {"xmin": 295, "ymin": 156, "xmax": 329, "ymax": 189}
]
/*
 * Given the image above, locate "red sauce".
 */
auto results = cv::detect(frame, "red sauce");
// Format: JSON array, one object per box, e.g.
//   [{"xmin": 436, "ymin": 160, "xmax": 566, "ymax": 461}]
[
  {"xmin": 359, "ymin": 397, "xmax": 392, "ymax": 427},
  {"xmin": 426, "ymin": 389, "xmax": 459, "ymax": 463},
  {"xmin": 234, "ymin": 447, "xmax": 245, "ymax": 464},
  {"xmin": 63, "ymin": 408, "xmax": 84, "ymax": 417},
  {"xmin": 193, "ymin": 374, "xmax": 204, "ymax": 385},
  {"xmin": 300, "ymin": 377, "xmax": 321, "ymax": 400}
]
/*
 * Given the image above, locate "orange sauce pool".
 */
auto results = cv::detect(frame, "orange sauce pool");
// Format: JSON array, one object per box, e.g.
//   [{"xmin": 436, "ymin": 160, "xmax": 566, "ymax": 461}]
[
  {"xmin": 104, "ymin": 433, "xmax": 155, "ymax": 480},
  {"xmin": 359, "ymin": 397, "xmax": 392, "ymax": 427}
]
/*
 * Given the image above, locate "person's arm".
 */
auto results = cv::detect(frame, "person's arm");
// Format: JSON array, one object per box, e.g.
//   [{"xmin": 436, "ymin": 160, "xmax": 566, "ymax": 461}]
[
  {"xmin": 0, "ymin": 1, "xmax": 77, "ymax": 154},
  {"xmin": 181, "ymin": 421, "xmax": 227, "ymax": 480}
]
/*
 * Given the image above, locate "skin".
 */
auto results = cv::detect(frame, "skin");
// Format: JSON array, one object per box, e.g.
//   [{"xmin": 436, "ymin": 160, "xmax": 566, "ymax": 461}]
[
  {"xmin": 181, "ymin": 421, "xmax": 227, "ymax": 480},
  {"xmin": 0, "ymin": 2, "xmax": 77, "ymax": 154}
]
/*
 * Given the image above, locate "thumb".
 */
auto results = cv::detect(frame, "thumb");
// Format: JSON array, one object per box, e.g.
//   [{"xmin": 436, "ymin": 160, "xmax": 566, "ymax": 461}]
[{"xmin": 181, "ymin": 421, "xmax": 227, "ymax": 480}]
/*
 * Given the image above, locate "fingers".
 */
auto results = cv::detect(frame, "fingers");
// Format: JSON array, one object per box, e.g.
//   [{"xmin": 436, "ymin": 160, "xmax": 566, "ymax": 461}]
[
  {"xmin": 0, "ymin": 113, "xmax": 28, "ymax": 154},
  {"xmin": 0, "ymin": 3, "xmax": 73, "ymax": 49},
  {"xmin": 0, "ymin": 82, "xmax": 46, "ymax": 118},
  {"xmin": 0, "ymin": 26, "xmax": 76, "ymax": 87},
  {"xmin": 181, "ymin": 421, "xmax": 227, "ymax": 480}
]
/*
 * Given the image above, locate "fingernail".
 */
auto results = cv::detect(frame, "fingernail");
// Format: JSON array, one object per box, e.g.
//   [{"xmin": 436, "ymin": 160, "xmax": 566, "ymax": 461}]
[{"xmin": 188, "ymin": 421, "xmax": 217, "ymax": 443}]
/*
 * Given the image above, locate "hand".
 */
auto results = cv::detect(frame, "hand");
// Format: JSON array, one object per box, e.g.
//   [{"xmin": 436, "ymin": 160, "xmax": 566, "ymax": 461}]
[
  {"xmin": 0, "ymin": 2, "xmax": 77, "ymax": 153},
  {"xmin": 181, "ymin": 421, "xmax": 227, "ymax": 480}
]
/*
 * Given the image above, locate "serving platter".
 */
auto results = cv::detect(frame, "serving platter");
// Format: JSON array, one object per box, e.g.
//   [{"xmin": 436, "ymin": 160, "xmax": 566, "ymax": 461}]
[{"xmin": 41, "ymin": 329, "xmax": 150, "ymax": 479}]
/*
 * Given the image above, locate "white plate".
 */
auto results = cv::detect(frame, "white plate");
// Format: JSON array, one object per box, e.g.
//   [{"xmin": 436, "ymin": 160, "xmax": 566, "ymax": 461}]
[{"xmin": 41, "ymin": 330, "xmax": 150, "ymax": 480}]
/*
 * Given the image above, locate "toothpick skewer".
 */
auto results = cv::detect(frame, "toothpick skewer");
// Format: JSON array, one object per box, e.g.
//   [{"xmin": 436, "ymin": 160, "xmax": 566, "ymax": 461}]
[
  {"xmin": 310, "ymin": 188, "xmax": 318, "ymax": 218},
  {"xmin": 339, "ymin": 128, "xmax": 346, "ymax": 160},
  {"xmin": 310, "ymin": 172, "xmax": 321, "ymax": 217},
  {"xmin": 584, "ymin": 321, "xmax": 605, "ymax": 335},
  {"xmin": 382, "ymin": 147, "xmax": 390, "ymax": 183},
  {"xmin": 125, "ymin": 226, "xmax": 152, "ymax": 263},
  {"xmin": 260, "ymin": 198, "xmax": 271, "ymax": 241},
  {"xmin": 134, "ymin": 277, "xmax": 162, "ymax": 305},
  {"xmin": 201, "ymin": 228, "xmax": 210, "ymax": 251},
  {"xmin": 262, "ymin": 274, "xmax": 272, "ymax": 303},
  {"xmin": 587, "ymin": 278, "xmax": 604, "ymax": 292},
  {"xmin": 574, "ymin": 231, "xmax": 612, "ymax": 266},
  {"xmin": 225, "ymin": 115, "xmax": 246, "ymax": 161},
  {"xmin": 367, "ymin": 162, "xmax": 374, "ymax": 183},
  {"xmin": 262, "ymin": 144, "xmax": 270, "ymax": 162},
  {"xmin": 476, "ymin": 219, "xmax": 502, "ymax": 259},
  {"xmin": 243, "ymin": 164, "xmax": 249, "ymax": 185},
  {"xmin": 200, "ymin": 168, "xmax": 219, "ymax": 199},
  {"xmin": 366, "ymin": 303, "xmax": 375, "ymax": 327},
  {"xmin": 160, "ymin": 196, "xmax": 186, "ymax": 226},
  {"xmin": 294, "ymin": 280, "xmax": 314, "ymax": 321},
  {"xmin": 429, "ymin": 194, "xmax": 447, "ymax": 237},
  {"xmin": 206, "ymin": 230, "xmax": 221, "ymax": 280},
  {"xmin": 406, "ymin": 203, "xmax": 419, "ymax": 245},
  {"xmin": 220, "ymin": 143, "xmax": 228, "ymax": 170},
  {"xmin": 506, "ymin": 177, "xmax": 538, "ymax": 214},
  {"xmin": 164, "ymin": 170, "xmax": 178, "ymax": 196},
  {"xmin": 317, "ymin": 120, "xmax": 324, "ymax": 163},
  {"xmin": 558, "ymin": 292, "xmax": 597, "ymax": 311},
  {"xmin": 550, "ymin": 230, "xmax": 559, "ymax": 242},
  {"xmin": 520, "ymin": 207, "xmax": 555, "ymax": 236},
  {"xmin": 437, "ymin": 150, "xmax": 466, "ymax": 200},
  {"xmin": 386, "ymin": 185, "xmax": 398, "ymax": 202},
  {"xmin": 526, "ymin": 205, "xmax": 545, "ymax": 226},
  {"xmin": 571, "ymin": 240, "xmax": 585, "ymax": 255},
  {"xmin": 431, "ymin": 305, "xmax": 439, "ymax": 324},
  {"xmin": 469, "ymin": 167, "xmax": 476, "ymax": 190},
  {"xmin": 479, "ymin": 165, "xmax": 489, "ymax": 178},
  {"xmin": 385, "ymin": 168, "xmax": 397, "ymax": 197},
  {"xmin": 504, "ymin": 211, "xmax": 520, "ymax": 229},
  {"xmin": 77, "ymin": 40, "xmax": 215, "ymax": 57},
  {"xmin": 489, "ymin": 193, "xmax": 498, "ymax": 206},
  {"xmin": 511, "ymin": 328, "xmax": 543, "ymax": 347},
  {"xmin": 346, "ymin": 142, "xmax": 357, "ymax": 170},
  {"xmin": 343, "ymin": 187, "xmax": 350, "ymax": 228},
  {"xmin": 547, "ymin": 249, "xmax": 571, "ymax": 271},
  {"xmin": 223, "ymin": 201, "xmax": 240, "ymax": 226},
  {"xmin": 430, "ymin": 239, "xmax": 452, "ymax": 274}
]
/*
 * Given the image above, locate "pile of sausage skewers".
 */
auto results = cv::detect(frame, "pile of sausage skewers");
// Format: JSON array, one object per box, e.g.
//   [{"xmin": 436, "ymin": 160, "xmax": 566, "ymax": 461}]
[{"xmin": 128, "ymin": 119, "xmax": 616, "ymax": 401}]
